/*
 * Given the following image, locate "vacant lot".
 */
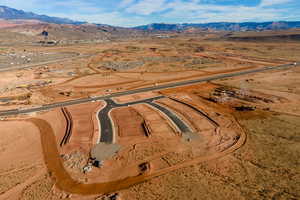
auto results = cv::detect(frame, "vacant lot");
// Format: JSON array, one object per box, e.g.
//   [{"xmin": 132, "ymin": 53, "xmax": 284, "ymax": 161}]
[{"xmin": 0, "ymin": 33, "xmax": 299, "ymax": 199}]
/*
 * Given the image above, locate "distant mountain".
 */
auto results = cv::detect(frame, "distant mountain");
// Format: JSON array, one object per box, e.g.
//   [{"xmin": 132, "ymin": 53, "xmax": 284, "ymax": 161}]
[
  {"xmin": 0, "ymin": 5, "xmax": 85, "ymax": 25},
  {"xmin": 2, "ymin": 5, "xmax": 300, "ymax": 33},
  {"xmin": 134, "ymin": 22, "xmax": 300, "ymax": 32}
]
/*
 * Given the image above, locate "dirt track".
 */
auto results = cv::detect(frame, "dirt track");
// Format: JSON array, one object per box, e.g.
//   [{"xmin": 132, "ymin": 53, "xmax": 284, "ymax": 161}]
[
  {"xmin": 0, "ymin": 52, "xmax": 85, "ymax": 72},
  {"xmin": 28, "ymin": 116, "xmax": 246, "ymax": 195}
]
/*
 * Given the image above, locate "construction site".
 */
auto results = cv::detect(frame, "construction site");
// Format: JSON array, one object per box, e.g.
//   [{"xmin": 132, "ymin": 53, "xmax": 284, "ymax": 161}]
[{"xmin": 0, "ymin": 33, "xmax": 300, "ymax": 200}]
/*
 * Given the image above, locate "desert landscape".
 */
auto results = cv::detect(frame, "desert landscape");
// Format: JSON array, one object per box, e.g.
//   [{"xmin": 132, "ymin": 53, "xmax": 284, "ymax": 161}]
[{"xmin": 0, "ymin": 3, "xmax": 299, "ymax": 200}]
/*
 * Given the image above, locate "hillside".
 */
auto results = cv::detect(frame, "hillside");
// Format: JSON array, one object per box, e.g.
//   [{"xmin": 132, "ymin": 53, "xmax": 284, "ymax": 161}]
[
  {"xmin": 0, "ymin": 5, "xmax": 84, "ymax": 25},
  {"xmin": 134, "ymin": 22, "xmax": 300, "ymax": 32}
]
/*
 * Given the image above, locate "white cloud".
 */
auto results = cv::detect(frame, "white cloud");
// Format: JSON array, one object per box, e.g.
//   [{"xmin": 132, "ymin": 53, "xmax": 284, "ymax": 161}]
[
  {"xmin": 54, "ymin": 12, "xmax": 149, "ymax": 27},
  {"xmin": 52, "ymin": 0, "xmax": 102, "ymax": 13},
  {"xmin": 55, "ymin": 0, "xmax": 297, "ymax": 26},
  {"xmin": 0, "ymin": 0, "xmax": 40, "ymax": 11},
  {"xmin": 1, "ymin": 0, "xmax": 298, "ymax": 26},
  {"xmin": 119, "ymin": 0, "xmax": 136, "ymax": 8},
  {"xmin": 125, "ymin": 0, "xmax": 168, "ymax": 15},
  {"xmin": 260, "ymin": 0, "xmax": 292, "ymax": 7},
  {"xmin": 158, "ymin": 0, "xmax": 289, "ymax": 23}
]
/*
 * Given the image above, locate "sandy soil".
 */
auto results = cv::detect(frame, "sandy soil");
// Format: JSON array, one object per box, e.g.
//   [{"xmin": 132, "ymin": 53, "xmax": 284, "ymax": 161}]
[
  {"xmin": 2, "ymin": 36, "xmax": 298, "ymax": 111},
  {"xmin": 0, "ymin": 35, "xmax": 300, "ymax": 199},
  {"xmin": 63, "ymin": 102, "xmax": 103, "ymax": 153},
  {"xmin": 0, "ymin": 120, "xmax": 46, "ymax": 200},
  {"xmin": 216, "ymin": 65, "xmax": 300, "ymax": 116},
  {"xmin": 113, "ymin": 92, "xmax": 160, "ymax": 104},
  {"xmin": 118, "ymin": 73, "xmax": 300, "ymax": 200},
  {"xmin": 22, "ymin": 102, "xmax": 245, "ymax": 195},
  {"xmin": 111, "ymin": 107, "xmax": 145, "ymax": 144}
]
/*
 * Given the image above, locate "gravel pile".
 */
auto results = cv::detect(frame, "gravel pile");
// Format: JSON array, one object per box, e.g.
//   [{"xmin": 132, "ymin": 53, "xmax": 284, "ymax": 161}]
[{"xmin": 91, "ymin": 143, "xmax": 121, "ymax": 162}]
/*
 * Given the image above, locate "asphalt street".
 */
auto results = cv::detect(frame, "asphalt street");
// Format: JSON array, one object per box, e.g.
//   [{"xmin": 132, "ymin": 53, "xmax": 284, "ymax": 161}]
[
  {"xmin": 0, "ymin": 63, "xmax": 298, "ymax": 117},
  {"xmin": 98, "ymin": 97, "xmax": 165, "ymax": 143},
  {"xmin": 98, "ymin": 96, "xmax": 192, "ymax": 143},
  {"xmin": 147, "ymin": 102, "xmax": 191, "ymax": 133}
]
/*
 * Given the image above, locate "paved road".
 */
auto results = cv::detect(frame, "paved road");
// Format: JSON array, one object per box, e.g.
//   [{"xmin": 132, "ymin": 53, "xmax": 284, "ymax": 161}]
[
  {"xmin": 98, "ymin": 96, "xmax": 192, "ymax": 143},
  {"xmin": 98, "ymin": 97, "xmax": 164, "ymax": 143},
  {"xmin": 97, "ymin": 101, "xmax": 114, "ymax": 143},
  {"xmin": 147, "ymin": 102, "xmax": 191, "ymax": 133},
  {"xmin": 170, "ymin": 98, "xmax": 219, "ymax": 127},
  {"xmin": 0, "ymin": 63, "xmax": 298, "ymax": 117}
]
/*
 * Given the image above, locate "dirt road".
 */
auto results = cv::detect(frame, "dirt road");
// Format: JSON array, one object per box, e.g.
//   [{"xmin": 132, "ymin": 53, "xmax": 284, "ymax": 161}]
[{"xmin": 28, "ymin": 117, "xmax": 246, "ymax": 195}]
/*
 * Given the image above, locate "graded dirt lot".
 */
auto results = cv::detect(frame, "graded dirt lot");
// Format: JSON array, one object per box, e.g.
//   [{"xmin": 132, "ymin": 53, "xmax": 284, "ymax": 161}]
[
  {"xmin": 119, "ymin": 67, "xmax": 300, "ymax": 200},
  {"xmin": 0, "ymin": 33, "xmax": 299, "ymax": 200},
  {"xmin": 1, "ymin": 35, "xmax": 299, "ymax": 111},
  {"xmin": 0, "ymin": 120, "xmax": 47, "ymax": 199}
]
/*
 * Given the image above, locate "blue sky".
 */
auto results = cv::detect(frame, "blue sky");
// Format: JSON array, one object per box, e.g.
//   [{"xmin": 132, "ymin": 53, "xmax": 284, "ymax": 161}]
[{"xmin": 1, "ymin": 0, "xmax": 300, "ymax": 27}]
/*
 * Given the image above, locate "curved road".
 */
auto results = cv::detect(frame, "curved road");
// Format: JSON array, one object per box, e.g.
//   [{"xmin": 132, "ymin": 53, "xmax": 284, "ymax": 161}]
[
  {"xmin": 0, "ymin": 63, "xmax": 298, "ymax": 117},
  {"xmin": 98, "ymin": 96, "xmax": 192, "ymax": 143},
  {"xmin": 26, "ymin": 117, "xmax": 247, "ymax": 195}
]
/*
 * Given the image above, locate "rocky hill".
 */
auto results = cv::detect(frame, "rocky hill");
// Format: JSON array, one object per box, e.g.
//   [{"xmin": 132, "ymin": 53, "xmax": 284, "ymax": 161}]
[
  {"xmin": 134, "ymin": 22, "xmax": 300, "ymax": 32},
  {"xmin": 0, "ymin": 5, "xmax": 84, "ymax": 25}
]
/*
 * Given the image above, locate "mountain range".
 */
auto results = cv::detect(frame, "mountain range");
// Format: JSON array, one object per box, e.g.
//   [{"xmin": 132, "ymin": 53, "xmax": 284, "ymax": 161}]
[
  {"xmin": 135, "ymin": 22, "xmax": 300, "ymax": 32},
  {"xmin": 1, "ymin": 5, "xmax": 300, "ymax": 31},
  {"xmin": 0, "ymin": 5, "xmax": 84, "ymax": 25}
]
